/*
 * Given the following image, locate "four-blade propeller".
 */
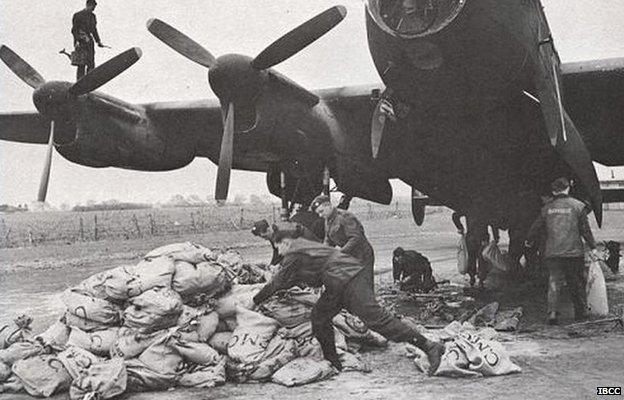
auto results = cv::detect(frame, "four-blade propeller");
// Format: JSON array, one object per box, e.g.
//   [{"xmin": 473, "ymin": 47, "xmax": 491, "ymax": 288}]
[
  {"xmin": 147, "ymin": 5, "xmax": 347, "ymax": 202},
  {"xmin": 0, "ymin": 45, "xmax": 142, "ymax": 202}
]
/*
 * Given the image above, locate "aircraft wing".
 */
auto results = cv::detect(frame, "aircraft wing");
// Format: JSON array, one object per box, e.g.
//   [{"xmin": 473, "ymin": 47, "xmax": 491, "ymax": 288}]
[
  {"xmin": 562, "ymin": 57, "xmax": 624, "ymax": 167},
  {"xmin": 0, "ymin": 111, "xmax": 50, "ymax": 144}
]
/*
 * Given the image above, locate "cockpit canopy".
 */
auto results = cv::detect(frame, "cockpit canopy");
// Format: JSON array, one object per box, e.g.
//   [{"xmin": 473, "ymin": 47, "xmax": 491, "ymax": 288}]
[{"xmin": 366, "ymin": 0, "xmax": 467, "ymax": 38}]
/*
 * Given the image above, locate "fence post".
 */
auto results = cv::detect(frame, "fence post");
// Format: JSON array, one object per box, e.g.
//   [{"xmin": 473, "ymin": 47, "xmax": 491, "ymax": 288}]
[
  {"xmin": 272, "ymin": 205, "xmax": 276, "ymax": 223},
  {"xmin": 149, "ymin": 214, "xmax": 156, "ymax": 236},
  {"xmin": 239, "ymin": 208, "xmax": 244, "ymax": 229},
  {"xmin": 94, "ymin": 214, "xmax": 99, "ymax": 241},
  {"xmin": 28, "ymin": 229, "xmax": 34, "ymax": 246},
  {"xmin": 132, "ymin": 214, "xmax": 141, "ymax": 238},
  {"xmin": 79, "ymin": 215, "xmax": 85, "ymax": 241},
  {"xmin": 190, "ymin": 212, "xmax": 197, "ymax": 233},
  {"xmin": 368, "ymin": 204, "xmax": 373, "ymax": 219}
]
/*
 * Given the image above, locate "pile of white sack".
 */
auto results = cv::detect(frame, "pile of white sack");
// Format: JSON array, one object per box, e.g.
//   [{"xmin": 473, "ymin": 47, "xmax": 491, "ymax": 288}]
[{"xmin": 0, "ymin": 242, "xmax": 384, "ymax": 399}]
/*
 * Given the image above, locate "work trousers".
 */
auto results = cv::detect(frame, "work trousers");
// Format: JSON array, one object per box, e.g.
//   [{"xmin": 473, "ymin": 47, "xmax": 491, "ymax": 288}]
[
  {"xmin": 545, "ymin": 257, "xmax": 587, "ymax": 318},
  {"xmin": 466, "ymin": 235, "xmax": 488, "ymax": 282},
  {"xmin": 311, "ymin": 270, "xmax": 429, "ymax": 364}
]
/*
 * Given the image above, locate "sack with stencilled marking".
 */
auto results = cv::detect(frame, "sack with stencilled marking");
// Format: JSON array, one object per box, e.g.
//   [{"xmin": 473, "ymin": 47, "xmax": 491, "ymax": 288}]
[
  {"xmin": 0, "ymin": 315, "xmax": 33, "ymax": 350},
  {"xmin": 227, "ymin": 307, "xmax": 279, "ymax": 365},
  {"xmin": 280, "ymin": 321, "xmax": 347, "ymax": 360},
  {"xmin": 61, "ymin": 289, "xmax": 122, "ymax": 328},
  {"xmin": 413, "ymin": 324, "xmax": 521, "ymax": 377},
  {"xmin": 12, "ymin": 353, "xmax": 72, "ymax": 397},
  {"xmin": 104, "ymin": 256, "xmax": 175, "ymax": 300},
  {"xmin": 69, "ymin": 358, "xmax": 127, "ymax": 400},
  {"xmin": 67, "ymin": 327, "xmax": 120, "ymax": 357},
  {"xmin": 122, "ymin": 287, "xmax": 183, "ymax": 333}
]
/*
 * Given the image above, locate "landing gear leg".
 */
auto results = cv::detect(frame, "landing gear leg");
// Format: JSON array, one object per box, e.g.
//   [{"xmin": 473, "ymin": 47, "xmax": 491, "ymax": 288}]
[{"xmin": 280, "ymin": 171, "xmax": 289, "ymax": 221}]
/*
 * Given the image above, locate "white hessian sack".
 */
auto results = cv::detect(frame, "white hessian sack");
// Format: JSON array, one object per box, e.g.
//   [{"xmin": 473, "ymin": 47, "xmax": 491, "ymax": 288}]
[
  {"xmin": 227, "ymin": 306, "xmax": 279, "ymax": 364},
  {"xmin": 35, "ymin": 321, "xmax": 71, "ymax": 349},
  {"xmin": 281, "ymin": 322, "xmax": 347, "ymax": 360},
  {"xmin": 138, "ymin": 334, "xmax": 184, "ymax": 376},
  {"xmin": 69, "ymin": 358, "xmax": 127, "ymax": 400},
  {"xmin": 104, "ymin": 256, "xmax": 175, "ymax": 300},
  {"xmin": 0, "ymin": 362, "xmax": 11, "ymax": 382},
  {"xmin": 62, "ymin": 289, "xmax": 122, "ymax": 326},
  {"xmin": 12, "ymin": 353, "xmax": 72, "ymax": 397},
  {"xmin": 457, "ymin": 234, "xmax": 469, "ymax": 275},
  {"xmin": 482, "ymin": 241, "xmax": 509, "ymax": 272},
  {"xmin": 72, "ymin": 271, "xmax": 111, "ymax": 300},
  {"xmin": 109, "ymin": 328, "xmax": 163, "ymax": 359},
  {"xmin": 144, "ymin": 242, "xmax": 213, "ymax": 264},
  {"xmin": 57, "ymin": 346, "xmax": 104, "ymax": 380},
  {"xmin": 123, "ymin": 287, "xmax": 183, "ymax": 333},
  {"xmin": 0, "ymin": 341, "xmax": 44, "ymax": 366},
  {"xmin": 259, "ymin": 287, "xmax": 320, "ymax": 328},
  {"xmin": 587, "ymin": 260, "xmax": 609, "ymax": 317},
  {"xmin": 333, "ymin": 312, "xmax": 388, "ymax": 347},
  {"xmin": 67, "ymin": 327, "xmax": 120, "ymax": 357},
  {"xmin": 248, "ymin": 335, "xmax": 298, "ymax": 381},
  {"xmin": 172, "ymin": 260, "xmax": 229, "ymax": 298},
  {"xmin": 208, "ymin": 332, "xmax": 233, "ymax": 355},
  {"xmin": 271, "ymin": 357, "xmax": 335, "ymax": 387},
  {"xmin": 215, "ymin": 284, "xmax": 264, "ymax": 318},
  {"xmin": 172, "ymin": 335, "xmax": 220, "ymax": 366},
  {"xmin": 0, "ymin": 315, "xmax": 33, "ymax": 349},
  {"xmin": 430, "ymin": 329, "xmax": 521, "ymax": 377},
  {"xmin": 178, "ymin": 356, "xmax": 226, "ymax": 388},
  {"xmin": 125, "ymin": 358, "xmax": 178, "ymax": 392}
]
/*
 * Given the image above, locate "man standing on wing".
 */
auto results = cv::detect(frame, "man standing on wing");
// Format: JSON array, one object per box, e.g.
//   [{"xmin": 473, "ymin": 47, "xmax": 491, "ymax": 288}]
[{"xmin": 252, "ymin": 227, "xmax": 445, "ymax": 374}]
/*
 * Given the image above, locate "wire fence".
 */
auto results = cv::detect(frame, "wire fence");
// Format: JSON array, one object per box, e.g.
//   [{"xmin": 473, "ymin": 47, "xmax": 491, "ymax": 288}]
[{"xmin": 0, "ymin": 201, "xmax": 432, "ymax": 248}]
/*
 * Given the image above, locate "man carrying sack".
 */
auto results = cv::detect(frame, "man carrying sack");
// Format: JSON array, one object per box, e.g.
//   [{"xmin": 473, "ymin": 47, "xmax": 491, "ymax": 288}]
[{"xmin": 526, "ymin": 177, "xmax": 598, "ymax": 324}]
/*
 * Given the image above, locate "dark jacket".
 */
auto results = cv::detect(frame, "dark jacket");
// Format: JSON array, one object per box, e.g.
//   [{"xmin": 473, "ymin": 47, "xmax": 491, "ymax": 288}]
[
  {"xmin": 393, "ymin": 250, "xmax": 432, "ymax": 282},
  {"xmin": 324, "ymin": 209, "xmax": 374, "ymax": 268},
  {"xmin": 72, "ymin": 9, "xmax": 100, "ymax": 44},
  {"xmin": 253, "ymin": 238, "xmax": 364, "ymax": 305},
  {"xmin": 527, "ymin": 194, "xmax": 596, "ymax": 258}
]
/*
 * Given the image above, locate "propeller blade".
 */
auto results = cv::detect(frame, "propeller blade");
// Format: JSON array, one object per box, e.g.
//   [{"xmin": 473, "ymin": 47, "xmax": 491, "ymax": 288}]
[
  {"xmin": 147, "ymin": 18, "xmax": 216, "ymax": 68},
  {"xmin": 371, "ymin": 100, "xmax": 387, "ymax": 158},
  {"xmin": 0, "ymin": 45, "xmax": 46, "ymax": 89},
  {"xmin": 69, "ymin": 47, "xmax": 142, "ymax": 96},
  {"xmin": 37, "ymin": 121, "xmax": 54, "ymax": 203},
  {"xmin": 251, "ymin": 5, "xmax": 347, "ymax": 70},
  {"xmin": 215, "ymin": 102, "xmax": 235, "ymax": 202}
]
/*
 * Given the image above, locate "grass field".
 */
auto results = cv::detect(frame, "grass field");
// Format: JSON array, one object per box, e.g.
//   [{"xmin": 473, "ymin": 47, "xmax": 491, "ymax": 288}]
[{"xmin": 0, "ymin": 200, "xmax": 422, "ymax": 248}]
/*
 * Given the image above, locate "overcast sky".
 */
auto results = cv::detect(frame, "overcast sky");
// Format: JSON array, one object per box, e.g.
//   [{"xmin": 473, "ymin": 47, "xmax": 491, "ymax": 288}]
[{"xmin": 1, "ymin": 0, "xmax": 624, "ymax": 206}]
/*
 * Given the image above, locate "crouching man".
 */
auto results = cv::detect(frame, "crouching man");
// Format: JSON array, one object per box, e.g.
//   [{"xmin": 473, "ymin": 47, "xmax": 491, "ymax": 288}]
[
  {"xmin": 252, "ymin": 227, "xmax": 445, "ymax": 374},
  {"xmin": 392, "ymin": 247, "xmax": 436, "ymax": 293}
]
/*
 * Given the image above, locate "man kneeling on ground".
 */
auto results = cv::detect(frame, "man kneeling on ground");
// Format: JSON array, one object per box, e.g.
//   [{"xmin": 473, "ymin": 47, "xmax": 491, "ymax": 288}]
[
  {"xmin": 392, "ymin": 247, "xmax": 436, "ymax": 293},
  {"xmin": 252, "ymin": 226, "xmax": 445, "ymax": 374}
]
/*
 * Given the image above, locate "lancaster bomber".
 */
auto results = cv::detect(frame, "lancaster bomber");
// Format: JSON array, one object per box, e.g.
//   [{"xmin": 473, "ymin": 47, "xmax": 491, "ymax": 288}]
[{"xmin": 1, "ymin": 1, "xmax": 624, "ymax": 242}]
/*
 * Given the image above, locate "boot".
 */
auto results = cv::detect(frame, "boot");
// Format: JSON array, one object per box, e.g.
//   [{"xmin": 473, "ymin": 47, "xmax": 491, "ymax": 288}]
[{"xmin": 423, "ymin": 340, "xmax": 445, "ymax": 376}]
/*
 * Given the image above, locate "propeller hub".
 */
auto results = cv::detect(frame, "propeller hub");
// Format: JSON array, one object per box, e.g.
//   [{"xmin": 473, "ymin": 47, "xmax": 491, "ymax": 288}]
[
  {"xmin": 32, "ymin": 81, "xmax": 77, "ymax": 121},
  {"xmin": 208, "ymin": 54, "xmax": 265, "ymax": 103}
]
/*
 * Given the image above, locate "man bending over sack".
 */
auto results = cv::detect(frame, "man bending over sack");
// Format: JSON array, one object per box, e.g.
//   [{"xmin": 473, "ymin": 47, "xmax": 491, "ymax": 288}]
[
  {"xmin": 392, "ymin": 247, "xmax": 436, "ymax": 293},
  {"xmin": 252, "ymin": 227, "xmax": 445, "ymax": 373}
]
